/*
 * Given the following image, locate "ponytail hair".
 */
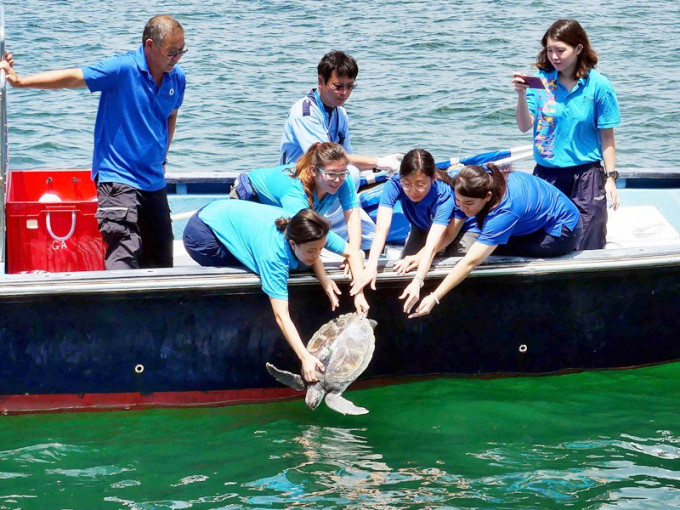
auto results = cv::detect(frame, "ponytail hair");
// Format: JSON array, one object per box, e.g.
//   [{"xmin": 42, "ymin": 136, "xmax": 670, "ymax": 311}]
[
  {"xmin": 291, "ymin": 142, "xmax": 348, "ymax": 208},
  {"xmin": 275, "ymin": 208, "xmax": 330, "ymax": 244},
  {"xmin": 454, "ymin": 163, "xmax": 509, "ymax": 228},
  {"xmin": 400, "ymin": 148, "xmax": 454, "ymax": 187}
]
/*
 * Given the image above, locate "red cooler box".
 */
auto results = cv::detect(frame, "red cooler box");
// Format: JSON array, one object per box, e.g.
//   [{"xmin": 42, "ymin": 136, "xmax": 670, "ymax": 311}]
[{"xmin": 5, "ymin": 169, "xmax": 105, "ymax": 273}]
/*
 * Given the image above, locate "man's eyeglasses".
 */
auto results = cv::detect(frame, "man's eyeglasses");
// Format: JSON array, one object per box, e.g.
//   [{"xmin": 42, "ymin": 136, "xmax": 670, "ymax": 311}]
[
  {"xmin": 401, "ymin": 181, "xmax": 431, "ymax": 192},
  {"xmin": 156, "ymin": 42, "xmax": 188, "ymax": 60},
  {"xmin": 329, "ymin": 82, "xmax": 357, "ymax": 92},
  {"xmin": 317, "ymin": 167, "xmax": 350, "ymax": 180}
]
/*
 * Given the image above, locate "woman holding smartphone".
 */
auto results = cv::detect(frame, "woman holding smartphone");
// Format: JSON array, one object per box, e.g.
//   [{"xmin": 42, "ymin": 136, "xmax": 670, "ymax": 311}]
[{"xmin": 513, "ymin": 18, "xmax": 620, "ymax": 250}]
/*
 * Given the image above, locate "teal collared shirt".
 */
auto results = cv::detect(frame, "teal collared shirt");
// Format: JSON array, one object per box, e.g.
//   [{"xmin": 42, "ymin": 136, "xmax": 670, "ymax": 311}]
[
  {"xmin": 248, "ymin": 164, "xmax": 359, "ymax": 215},
  {"xmin": 526, "ymin": 68, "xmax": 620, "ymax": 168},
  {"xmin": 198, "ymin": 199, "xmax": 346, "ymax": 300}
]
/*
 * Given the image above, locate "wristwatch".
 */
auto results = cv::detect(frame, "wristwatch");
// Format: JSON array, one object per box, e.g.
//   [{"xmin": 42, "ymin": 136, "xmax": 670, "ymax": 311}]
[{"xmin": 605, "ymin": 170, "xmax": 619, "ymax": 181}]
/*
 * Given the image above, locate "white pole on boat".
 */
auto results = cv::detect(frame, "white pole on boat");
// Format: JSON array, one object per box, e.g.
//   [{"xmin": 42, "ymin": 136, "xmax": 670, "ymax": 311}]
[{"xmin": 0, "ymin": 4, "xmax": 7, "ymax": 269}]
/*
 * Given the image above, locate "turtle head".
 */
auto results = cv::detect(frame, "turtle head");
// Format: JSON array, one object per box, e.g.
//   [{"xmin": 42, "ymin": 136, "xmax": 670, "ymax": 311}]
[{"xmin": 305, "ymin": 382, "xmax": 326, "ymax": 410}]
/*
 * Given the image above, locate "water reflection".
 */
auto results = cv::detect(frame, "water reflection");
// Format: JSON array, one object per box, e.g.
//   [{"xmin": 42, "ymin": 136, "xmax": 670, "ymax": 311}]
[{"xmin": 246, "ymin": 425, "xmax": 470, "ymax": 508}]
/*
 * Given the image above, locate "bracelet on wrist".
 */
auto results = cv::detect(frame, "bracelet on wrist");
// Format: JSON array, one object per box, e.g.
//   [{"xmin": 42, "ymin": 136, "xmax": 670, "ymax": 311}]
[
  {"xmin": 430, "ymin": 292, "xmax": 440, "ymax": 305},
  {"xmin": 413, "ymin": 276, "xmax": 424, "ymax": 288}
]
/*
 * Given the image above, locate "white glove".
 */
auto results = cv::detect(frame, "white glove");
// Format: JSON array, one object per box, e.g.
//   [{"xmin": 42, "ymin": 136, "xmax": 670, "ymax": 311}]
[{"xmin": 376, "ymin": 153, "xmax": 403, "ymax": 174}]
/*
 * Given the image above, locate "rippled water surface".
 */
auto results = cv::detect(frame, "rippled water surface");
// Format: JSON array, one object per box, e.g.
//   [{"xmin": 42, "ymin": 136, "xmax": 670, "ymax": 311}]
[
  {"xmin": 3, "ymin": 0, "xmax": 679, "ymax": 172},
  {"xmin": 2, "ymin": 363, "xmax": 680, "ymax": 509},
  {"xmin": 1, "ymin": 0, "xmax": 679, "ymax": 508}
]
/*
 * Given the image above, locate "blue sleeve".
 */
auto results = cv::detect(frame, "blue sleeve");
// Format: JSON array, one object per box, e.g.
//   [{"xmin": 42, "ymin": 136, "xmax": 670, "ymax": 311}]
[
  {"xmin": 338, "ymin": 179, "xmax": 360, "ymax": 210},
  {"xmin": 82, "ymin": 55, "xmax": 123, "ymax": 93},
  {"xmin": 172, "ymin": 67, "xmax": 186, "ymax": 110},
  {"xmin": 378, "ymin": 177, "xmax": 401, "ymax": 208},
  {"xmin": 477, "ymin": 210, "xmax": 520, "ymax": 246},
  {"xmin": 259, "ymin": 258, "xmax": 290, "ymax": 301},
  {"xmin": 288, "ymin": 109, "xmax": 329, "ymax": 153},
  {"xmin": 432, "ymin": 186, "xmax": 455, "ymax": 225},
  {"xmin": 595, "ymin": 77, "xmax": 620, "ymax": 129},
  {"xmin": 324, "ymin": 231, "xmax": 347, "ymax": 254}
]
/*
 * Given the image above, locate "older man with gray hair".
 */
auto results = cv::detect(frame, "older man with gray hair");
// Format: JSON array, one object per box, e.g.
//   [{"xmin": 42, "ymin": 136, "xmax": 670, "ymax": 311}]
[{"xmin": 1, "ymin": 15, "xmax": 187, "ymax": 270}]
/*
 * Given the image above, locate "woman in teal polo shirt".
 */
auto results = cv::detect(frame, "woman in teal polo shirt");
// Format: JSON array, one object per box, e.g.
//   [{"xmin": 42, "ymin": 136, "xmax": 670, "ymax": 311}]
[
  {"xmin": 183, "ymin": 200, "xmax": 369, "ymax": 382},
  {"xmin": 513, "ymin": 18, "xmax": 620, "ymax": 250},
  {"xmin": 234, "ymin": 142, "xmax": 369, "ymax": 251}
]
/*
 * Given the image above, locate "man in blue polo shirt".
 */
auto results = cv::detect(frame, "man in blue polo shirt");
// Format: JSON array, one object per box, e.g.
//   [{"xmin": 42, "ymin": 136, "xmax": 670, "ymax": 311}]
[{"xmin": 1, "ymin": 15, "xmax": 186, "ymax": 270}]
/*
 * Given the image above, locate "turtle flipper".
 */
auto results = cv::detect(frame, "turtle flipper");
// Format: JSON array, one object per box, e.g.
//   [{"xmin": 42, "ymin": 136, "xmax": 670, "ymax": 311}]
[
  {"xmin": 324, "ymin": 392, "xmax": 369, "ymax": 415},
  {"xmin": 266, "ymin": 362, "xmax": 306, "ymax": 391}
]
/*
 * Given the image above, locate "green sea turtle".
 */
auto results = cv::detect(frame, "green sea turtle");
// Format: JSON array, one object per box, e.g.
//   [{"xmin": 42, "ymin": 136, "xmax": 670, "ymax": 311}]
[{"xmin": 266, "ymin": 312, "xmax": 377, "ymax": 415}]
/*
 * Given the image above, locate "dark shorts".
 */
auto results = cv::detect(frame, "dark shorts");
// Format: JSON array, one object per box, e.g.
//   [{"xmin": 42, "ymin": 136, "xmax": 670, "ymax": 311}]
[
  {"xmin": 534, "ymin": 162, "xmax": 606, "ymax": 250},
  {"xmin": 494, "ymin": 218, "xmax": 583, "ymax": 257},
  {"xmin": 95, "ymin": 182, "xmax": 173, "ymax": 270},
  {"xmin": 183, "ymin": 212, "xmax": 240, "ymax": 267}
]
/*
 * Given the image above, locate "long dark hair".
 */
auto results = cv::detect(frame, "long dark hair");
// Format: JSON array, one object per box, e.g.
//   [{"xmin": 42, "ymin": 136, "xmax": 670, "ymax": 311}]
[
  {"xmin": 400, "ymin": 148, "xmax": 454, "ymax": 187},
  {"xmin": 536, "ymin": 19, "xmax": 597, "ymax": 80},
  {"xmin": 454, "ymin": 163, "xmax": 510, "ymax": 228},
  {"xmin": 291, "ymin": 142, "xmax": 348, "ymax": 208},
  {"xmin": 275, "ymin": 208, "xmax": 330, "ymax": 244}
]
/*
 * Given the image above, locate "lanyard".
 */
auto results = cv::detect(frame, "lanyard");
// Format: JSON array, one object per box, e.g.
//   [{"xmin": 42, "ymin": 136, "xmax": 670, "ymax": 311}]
[{"xmin": 313, "ymin": 90, "xmax": 334, "ymax": 141}]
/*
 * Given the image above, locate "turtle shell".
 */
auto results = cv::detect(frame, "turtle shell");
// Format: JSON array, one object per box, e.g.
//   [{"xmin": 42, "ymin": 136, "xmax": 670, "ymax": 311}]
[{"xmin": 307, "ymin": 313, "xmax": 376, "ymax": 385}]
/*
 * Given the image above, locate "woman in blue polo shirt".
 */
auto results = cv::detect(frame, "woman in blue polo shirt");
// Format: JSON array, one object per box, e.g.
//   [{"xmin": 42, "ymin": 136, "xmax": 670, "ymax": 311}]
[
  {"xmin": 353, "ymin": 148, "xmax": 478, "ymax": 313},
  {"xmin": 232, "ymin": 142, "xmax": 369, "ymax": 251},
  {"xmin": 513, "ymin": 18, "xmax": 620, "ymax": 250},
  {"xmin": 406, "ymin": 163, "xmax": 582, "ymax": 318},
  {"xmin": 183, "ymin": 200, "xmax": 369, "ymax": 382}
]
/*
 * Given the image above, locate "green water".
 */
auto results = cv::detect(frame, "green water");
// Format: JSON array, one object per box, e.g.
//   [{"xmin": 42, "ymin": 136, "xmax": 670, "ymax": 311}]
[{"xmin": 2, "ymin": 363, "xmax": 679, "ymax": 509}]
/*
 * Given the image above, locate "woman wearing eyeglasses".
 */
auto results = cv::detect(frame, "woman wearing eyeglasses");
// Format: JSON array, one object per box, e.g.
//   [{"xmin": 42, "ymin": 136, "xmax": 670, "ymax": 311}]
[
  {"xmin": 406, "ymin": 163, "xmax": 582, "ymax": 318},
  {"xmin": 351, "ymin": 148, "xmax": 478, "ymax": 313},
  {"xmin": 232, "ymin": 142, "xmax": 368, "ymax": 253}
]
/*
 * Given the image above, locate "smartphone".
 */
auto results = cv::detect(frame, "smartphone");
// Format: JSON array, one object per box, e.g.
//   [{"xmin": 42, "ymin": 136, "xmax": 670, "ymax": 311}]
[{"xmin": 519, "ymin": 75, "xmax": 545, "ymax": 89}]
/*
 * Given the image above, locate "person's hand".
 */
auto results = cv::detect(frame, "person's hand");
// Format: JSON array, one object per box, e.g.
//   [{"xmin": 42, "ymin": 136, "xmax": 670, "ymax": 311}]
[
  {"xmin": 321, "ymin": 278, "xmax": 341, "ymax": 310},
  {"xmin": 399, "ymin": 279, "xmax": 422, "ymax": 314},
  {"xmin": 351, "ymin": 265, "xmax": 378, "ymax": 295},
  {"xmin": 3, "ymin": 51, "xmax": 14, "ymax": 68},
  {"xmin": 339, "ymin": 249, "xmax": 364, "ymax": 279},
  {"xmin": 301, "ymin": 353, "xmax": 324, "ymax": 383},
  {"xmin": 512, "ymin": 72, "xmax": 530, "ymax": 93},
  {"xmin": 408, "ymin": 293, "xmax": 438, "ymax": 319},
  {"xmin": 353, "ymin": 292, "xmax": 370, "ymax": 317},
  {"xmin": 605, "ymin": 178, "xmax": 620, "ymax": 210},
  {"xmin": 376, "ymin": 153, "xmax": 403, "ymax": 174},
  {"xmin": 392, "ymin": 254, "xmax": 419, "ymax": 274},
  {"xmin": 0, "ymin": 61, "xmax": 21, "ymax": 88}
]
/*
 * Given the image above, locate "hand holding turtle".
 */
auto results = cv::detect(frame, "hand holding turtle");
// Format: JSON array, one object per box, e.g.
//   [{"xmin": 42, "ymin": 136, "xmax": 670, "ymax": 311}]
[
  {"xmin": 301, "ymin": 353, "xmax": 324, "ymax": 383},
  {"xmin": 353, "ymin": 292, "xmax": 370, "ymax": 318}
]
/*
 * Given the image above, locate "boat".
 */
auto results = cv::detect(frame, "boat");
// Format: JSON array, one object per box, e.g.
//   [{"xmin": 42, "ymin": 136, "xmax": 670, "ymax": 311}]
[{"xmin": 1, "ymin": 19, "xmax": 679, "ymax": 416}]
